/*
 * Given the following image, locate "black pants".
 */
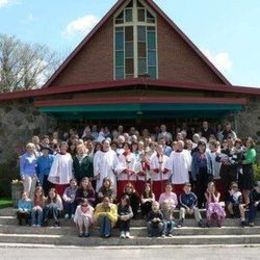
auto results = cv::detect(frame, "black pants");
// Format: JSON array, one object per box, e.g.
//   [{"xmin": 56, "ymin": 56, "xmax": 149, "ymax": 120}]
[
  {"xmin": 118, "ymin": 219, "xmax": 130, "ymax": 232},
  {"xmin": 195, "ymin": 169, "xmax": 213, "ymax": 208},
  {"xmin": 141, "ymin": 202, "xmax": 152, "ymax": 217},
  {"xmin": 17, "ymin": 211, "xmax": 30, "ymax": 225},
  {"xmin": 42, "ymin": 175, "xmax": 53, "ymax": 196}
]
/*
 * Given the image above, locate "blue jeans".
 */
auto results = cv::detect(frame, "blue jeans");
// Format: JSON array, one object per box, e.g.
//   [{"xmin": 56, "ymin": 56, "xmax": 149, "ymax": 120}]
[
  {"xmin": 147, "ymin": 221, "xmax": 164, "ymax": 237},
  {"xmin": 248, "ymin": 203, "xmax": 260, "ymax": 223},
  {"xmin": 43, "ymin": 205, "xmax": 60, "ymax": 224},
  {"xmin": 97, "ymin": 216, "xmax": 112, "ymax": 237},
  {"xmin": 163, "ymin": 220, "xmax": 176, "ymax": 235},
  {"xmin": 63, "ymin": 201, "xmax": 76, "ymax": 218},
  {"xmin": 31, "ymin": 208, "xmax": 43, "ymax": 225}
]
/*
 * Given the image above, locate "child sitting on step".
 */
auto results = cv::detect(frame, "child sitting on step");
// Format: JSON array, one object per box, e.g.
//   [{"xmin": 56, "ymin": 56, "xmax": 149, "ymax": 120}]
[
  {"xmin": 74, "ymin": 198, "xmax": 94, "ymax": 237},
  {"xmin": 226, "ymin": 182, "xmax": 246, "ymax": 226},
  {"xmin": 161, "ymin": 200, "xmax": 176, "ymax": 237},
  {"xmin": 94, "ymin": 196, "xmax": 118, "ymax": 238},
  {"xmin": 31, "ymin": 186, "xmax": 45, "ymax": 227},
  {"xmin": 17, "ymin": 192, "xmax": 32, "ymax": 226},
  {"xmin": 248, "ymin": 183, "xmax": 260, "ymax": 227},
  {"xmin": 178, "ymin": 183, "xmax": 204, "ymax": 228},
  {"xmin": 205, "ymin": 182, "xmax": 226, "ymax": 227},
  {"xmin": 118, "ymin": 195, "xmax": 134, "ymax": 239},
  {"xmin": 63, "ymin": 178, "xmax": 78, "ymax": 219},
  {"xmin": 43, "ymin": 188, "xmax": 63, "ymax": 227},
  {"xmin": 147, "ymin": 201, "xmax": 164, "ymax": 237}
]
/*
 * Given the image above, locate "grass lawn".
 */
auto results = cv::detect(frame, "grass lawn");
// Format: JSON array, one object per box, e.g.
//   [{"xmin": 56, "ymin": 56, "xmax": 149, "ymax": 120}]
[{"xmin": 0, "ymin": 198, "xmax": 12, "ymax": 209}]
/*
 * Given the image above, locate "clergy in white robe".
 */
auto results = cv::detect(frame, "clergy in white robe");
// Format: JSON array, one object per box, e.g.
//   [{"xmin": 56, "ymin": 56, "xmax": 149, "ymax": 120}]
[
  {"xmin": 48, "ymin": 142, "xmax": 73, "ymax": 196},
  {"xmin": 93, "ymin": 140, "xmax": 118, "ymax": 196},
  {"xmin": 150, "ymin": 145, "xmax": 171, "ymax": 200},
  {"xmin": 168, "ymin": 140, "xmax": 192, "ymax": 197}
]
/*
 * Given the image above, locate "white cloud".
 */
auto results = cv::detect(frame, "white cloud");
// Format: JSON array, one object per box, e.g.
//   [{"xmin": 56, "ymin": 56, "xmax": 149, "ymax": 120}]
[
  {"xmin": 0, "ymin": 0, "xmax": 12, "ymax": 8},
  {"xmin": 63, "ymin": 15, "xmax": 100, "ymax": 38},
  {"xmin": 202, "ymin": 49, "xmax": 233, "ymax": 73}
]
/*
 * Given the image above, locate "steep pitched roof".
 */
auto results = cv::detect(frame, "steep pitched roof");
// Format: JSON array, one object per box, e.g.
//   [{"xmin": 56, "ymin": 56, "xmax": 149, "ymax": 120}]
[{"xmin": 44, "ymin": 0, "xmax": 231, "ymax": 88}]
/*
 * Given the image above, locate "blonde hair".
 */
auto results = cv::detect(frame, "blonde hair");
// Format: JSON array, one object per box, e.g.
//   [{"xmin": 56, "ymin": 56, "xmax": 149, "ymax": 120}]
[{"xmin": 26, "ymin": 143, "xmax": 35, "ymax": 150}]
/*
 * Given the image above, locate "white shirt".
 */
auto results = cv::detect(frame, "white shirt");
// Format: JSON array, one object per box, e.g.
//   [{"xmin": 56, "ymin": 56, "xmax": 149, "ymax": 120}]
[
  {"xmin": 48, "ymin": 153, "xmax": 73, "ymax": 185},
  {"xmin": 169, "ymin": 150, "xmax": 192, "ymax": 184}
]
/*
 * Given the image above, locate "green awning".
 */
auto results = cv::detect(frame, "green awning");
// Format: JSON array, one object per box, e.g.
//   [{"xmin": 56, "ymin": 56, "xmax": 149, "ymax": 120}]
[{"xmin": 38, "ymin": 103, "xmax": 243, "ymax": 120}]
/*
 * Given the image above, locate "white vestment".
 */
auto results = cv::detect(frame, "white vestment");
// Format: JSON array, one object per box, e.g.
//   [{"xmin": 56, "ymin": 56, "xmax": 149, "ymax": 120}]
[
  {"xmin": 117, "ymin": 152, "xmax": 137, "ymax": 181},
  {"xmin": 48, "ymin": 153, "xmax": 73, "ymax": 185},
  {"xmin": 94, "ymin": 149, "xmax": 118, "ymax": 193},
  {"xmin": 169, "ymin": 150, "xmax": 192, "ymax": 184},
  {"xmin": 150, "ymin": 153, "xmax": 171, "ymax": 181}
]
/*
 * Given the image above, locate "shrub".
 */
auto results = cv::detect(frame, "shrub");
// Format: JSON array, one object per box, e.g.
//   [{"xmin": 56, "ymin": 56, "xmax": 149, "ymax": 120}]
[{"xmin": 254, "ymin": 164, "xmax": 260, "ymax": 181}]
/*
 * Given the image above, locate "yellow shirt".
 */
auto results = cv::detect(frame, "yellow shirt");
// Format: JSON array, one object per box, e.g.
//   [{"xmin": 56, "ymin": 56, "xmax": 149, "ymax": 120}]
[{"xmin": 94, "ymin": 203, "xmax": 118, "ymax": 227}]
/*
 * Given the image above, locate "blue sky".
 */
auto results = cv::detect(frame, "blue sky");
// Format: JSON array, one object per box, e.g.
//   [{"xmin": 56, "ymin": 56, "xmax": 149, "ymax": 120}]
[{"xmin": 0, "ymin": 0, "xmax": 260, "ymax": 87}]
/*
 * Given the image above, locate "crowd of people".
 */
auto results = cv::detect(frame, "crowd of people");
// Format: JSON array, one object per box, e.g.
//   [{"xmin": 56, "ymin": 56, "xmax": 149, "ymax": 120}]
[{"xmin": 17, "ymin": 121, "xmax": 260, "ymax": 238}]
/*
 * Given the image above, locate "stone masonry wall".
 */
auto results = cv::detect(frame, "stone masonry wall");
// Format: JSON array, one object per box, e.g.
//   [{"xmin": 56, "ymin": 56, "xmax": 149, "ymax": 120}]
[{"xmin": 0, "ymin": 99, "xmax": 57, "ymax": 165}]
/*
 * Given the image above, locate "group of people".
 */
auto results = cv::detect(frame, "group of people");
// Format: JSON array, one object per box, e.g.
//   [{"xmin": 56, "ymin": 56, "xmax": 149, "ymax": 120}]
[{"xmin": 17, "ymin": 121, "xmax": 260, "ymax": 238}]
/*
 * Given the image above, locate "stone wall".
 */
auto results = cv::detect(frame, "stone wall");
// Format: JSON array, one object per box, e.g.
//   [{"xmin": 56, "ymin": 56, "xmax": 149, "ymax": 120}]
[
  {"xmin": 237, "ymin": 98, "xmax": 260, "ymax": 140},
  {"xmin": 0, "ymin": 99, "xmax": 57, "ymax": 165}
]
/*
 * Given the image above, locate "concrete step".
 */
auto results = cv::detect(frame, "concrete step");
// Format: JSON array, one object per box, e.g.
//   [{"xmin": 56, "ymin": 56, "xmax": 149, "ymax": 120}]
[
  {"xmin": 0, "ymin": 233, "xmax": 260, "ymax": 246},
  {"xmin": 1, "ymin": 215, "xmax": 260, "ymax": 227},
  {"xmin": 0, "ymin": 225, "xmax": 260, "ymax": 236}
]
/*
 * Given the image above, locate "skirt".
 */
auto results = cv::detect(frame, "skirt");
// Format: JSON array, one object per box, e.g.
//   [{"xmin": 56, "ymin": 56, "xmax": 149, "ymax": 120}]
[{"xmin": 240, "ymin": 164, "xmax": 255, "ymax": 190}]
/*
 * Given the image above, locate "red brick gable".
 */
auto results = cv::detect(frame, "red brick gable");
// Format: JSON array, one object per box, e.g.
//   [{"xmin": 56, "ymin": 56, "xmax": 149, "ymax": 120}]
[{"xmin": 45, "ymin": 0, "xmax": 230, "ymax": 88}]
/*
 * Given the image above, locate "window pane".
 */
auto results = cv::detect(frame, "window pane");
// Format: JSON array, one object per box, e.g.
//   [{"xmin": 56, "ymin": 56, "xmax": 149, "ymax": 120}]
[
  {"xmin": 147, "ymin": 26, "xmax": 155, "ymax": 32},
  {"xmin": 148, "ymin": 50, "xmax": 156, "ymax": 66},
  {"xmin": 116, "ymin": 51, "xmax": 124, "ymax": 67},
  {"xmin": 126, "ymin": 0, "xmax": 133, "ymax": 7},
  {"xmin": 126, "ymin": 59, "xmax": 134, "ymax": 74},
  {"xmin": 116, "ymin": 32, "xmax": 124, "ymax": 50},
  {"xmin": 138, "ymin": 26, "xmax": 146, "ymax": 42},
  {"xmin": 125, "ymin": 42, "xmax": 133, "ymax": 58},
  {"xmin": 116, "ymin": 67, "xmax": 124, "ymax": 79},
  {"xmin": 147, "ymin": 31, "xmax": 156, "ymax": 49},
  {"xmin": 125, "ymin": 9, "xmax": 133, "ymax": 22},
  {"xmin": 138, "ymin": 9, "xmax": 145, "ymax": 22},
  {"xmin": 148, "ymin": 66, "xmax": 157, "ymax": 79},
  {"xmin": 138, "ymin": 42, "xmax": 146, "ymax": 57},
  {"xmin": 137, "ymin": 0, "xmax": 144, "ymax": 7},
  {"xmin": 147, "ymin": 11, "xmax": 155, "ymax": 23},
  {"xmin": 125, "ymin": 26, "xmax": 133, "ymax": 41},
  {"xmin": 138, "ymin": 58, "xmax": 147, "ymax": 75},
  {"xmin": 116, "ymin": 11, "xmax": 124, "ymax": 24}
]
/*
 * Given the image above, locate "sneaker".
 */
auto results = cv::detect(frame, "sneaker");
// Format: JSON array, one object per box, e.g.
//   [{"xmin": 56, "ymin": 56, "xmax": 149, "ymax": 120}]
[
  {"xmin": 167, "ymin": 234, "xmax": 174, "ymax": 237},
  {"xmin": 79, "ymin": 233, "xmax": 84, "ymax": 238},
  {"xmin": 125, "ymin": 232, "xmax": 133, "ymax": 239},
  {"xmin": 32, "ymin": 224, "xmax": 37, "ymax": 227},
  {"xmin": 71, "ymin": 214, "xmax": 75, "ymax": 219},
  {"xmin": 64, "ymin": 214, "xmax": 69, "ymax": 219},
  {"xmin": 120, "ymin": 232, "xmax": 126, "ymax": 239},
  {"xmin": 161, "ymin": 234, "xmax": 167, "ymax": 238},
  {"xmin": 36, "ymin": 224, "xmax": 41, "ymax": 228},
  {"xmin": 104, "ymin": 234, "xmax": 111, "ymax": 238},
  {"xmin": 249, "ymin": 222, "xmax": 255, "ymax": 227},
  {"xmin": 84, "ymin": 232, "xmax": 90, "ymax": 237}
]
